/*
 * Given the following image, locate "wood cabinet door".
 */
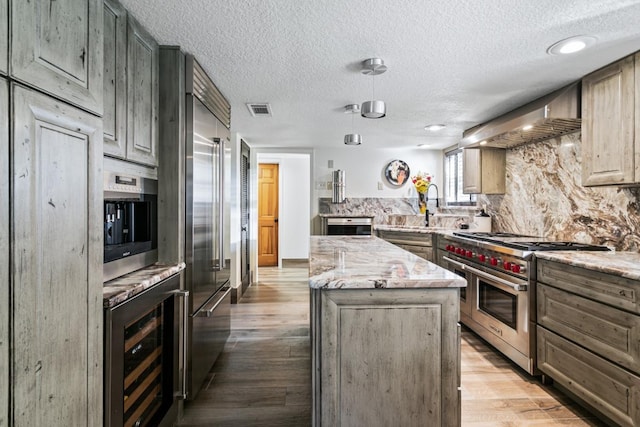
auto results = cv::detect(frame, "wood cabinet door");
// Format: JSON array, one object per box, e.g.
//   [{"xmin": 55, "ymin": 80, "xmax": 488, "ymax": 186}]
[
  {"xmin": 582, "ymin": 55, "xmax": 635, "ymax": 186},
  {"xmin": 11, "ymin": 85, "xmax": 103, "ymax": 427},
  {"xmin": 462, "ymin": 148, "xmax": 481, "ymax": 194},
  {"xmin": 126, "ymin": 15, "xmax": 158, "ymax": 167},
  {"xmin": 11, "ymin": 0, "xmax": 103, "ymax": 115},
  {"xmin": 103, "ymin": 0, "xmax": 127, "ymax": 158},
  {"xmin": 0, "ymin": 0, "xmax": 7, "ymax": 75},
  {"xmin": 0, "ymin": 77, "xmax": 8, "ymax": 427}
]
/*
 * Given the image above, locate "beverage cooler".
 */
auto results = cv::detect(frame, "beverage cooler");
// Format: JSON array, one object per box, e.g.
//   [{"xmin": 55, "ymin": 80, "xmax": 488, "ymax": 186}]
[{"xmin": 104, "ymin": 274, "xmax": 187, "ymax": 427}]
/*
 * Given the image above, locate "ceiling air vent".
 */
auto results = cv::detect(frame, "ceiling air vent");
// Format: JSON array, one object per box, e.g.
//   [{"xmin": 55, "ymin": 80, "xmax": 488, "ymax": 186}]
[{"xmin": 246, "ymin": 103, "xmax": 272, "ymax": 117}]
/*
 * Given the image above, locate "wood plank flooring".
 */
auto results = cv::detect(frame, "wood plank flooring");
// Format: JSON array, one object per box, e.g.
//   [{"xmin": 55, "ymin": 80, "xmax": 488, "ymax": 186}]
[{"xmin": 178, "ymin": 267, "xmax": 608, "ymax": 427}]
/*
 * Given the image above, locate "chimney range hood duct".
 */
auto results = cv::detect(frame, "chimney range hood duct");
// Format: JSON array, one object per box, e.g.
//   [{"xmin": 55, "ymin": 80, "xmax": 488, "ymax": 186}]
[{"xmin": 460, "ymin": 83, "xmax": 581, "ymax": 149}]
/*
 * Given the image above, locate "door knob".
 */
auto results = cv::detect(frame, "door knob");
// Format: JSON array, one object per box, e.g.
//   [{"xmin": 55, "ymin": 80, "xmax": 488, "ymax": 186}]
[{"xmin": 274, "ymin": 218, "xmax": 278, "ymax": 223}]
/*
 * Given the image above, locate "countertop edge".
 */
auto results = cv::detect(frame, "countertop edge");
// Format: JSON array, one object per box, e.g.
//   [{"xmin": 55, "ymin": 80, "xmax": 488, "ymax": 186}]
[
  {"xmin": 535, "ymin": 251, "xmax": 640, "ymax": 281},
  {"xmin": 103, "ymin": 262, "xmax": 186, "ymax": 308}
]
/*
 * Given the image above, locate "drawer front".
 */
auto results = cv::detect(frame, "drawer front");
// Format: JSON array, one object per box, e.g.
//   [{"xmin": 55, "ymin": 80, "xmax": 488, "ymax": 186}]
[
  {"xmin": 397, "ymin": 244, "xmax": 433, "ymax": 262},
  {"xmin": 537, "ymin": 326, "xmax": 640, "ymax": 427},
  {"xmin": 537, "ymin": 259, "xmax": 640, "ymax": 314},
  {"xmin": 377, "ymin": 230, "xmax": 433, "ymax": 247},
  {"xmin": 538, "ymin": 283, "xmax": 640, "ymax": 373}
]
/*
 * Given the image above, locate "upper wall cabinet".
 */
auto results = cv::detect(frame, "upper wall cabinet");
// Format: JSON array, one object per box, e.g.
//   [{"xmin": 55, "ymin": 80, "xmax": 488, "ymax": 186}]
[
  {"xmin": 582, "ymin": 54, "xmax": 637, "ymax": 186},
  {"xmin": 125, "ymin": 15, "xmax": 159, "ymax": 167},
  {"xmin": 0, "ymin": 0, "xmax": 7, "ymax": 75},
  {"xmin": 463, "ymin": 148, "xmax": 506, "ymax": 194},
  {"xmin": 11, "ymin": 0, "xmax": 103, "ymax": 115},
  {"xmin": 103, "ymin": 0, "xmax": 127, "ymax": 158}
]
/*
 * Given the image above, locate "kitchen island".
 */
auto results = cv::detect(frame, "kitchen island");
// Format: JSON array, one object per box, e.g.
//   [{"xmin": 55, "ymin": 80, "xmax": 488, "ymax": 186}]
[{"xmin": 310, "ymin": 236, "xmax": 466, "ymax": 427}]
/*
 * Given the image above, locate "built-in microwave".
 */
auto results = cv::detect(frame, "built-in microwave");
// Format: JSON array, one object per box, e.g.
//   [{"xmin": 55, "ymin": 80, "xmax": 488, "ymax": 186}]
[{"xmin": 104, "ymin": 172, "xmax": 158, "ymax": 282}]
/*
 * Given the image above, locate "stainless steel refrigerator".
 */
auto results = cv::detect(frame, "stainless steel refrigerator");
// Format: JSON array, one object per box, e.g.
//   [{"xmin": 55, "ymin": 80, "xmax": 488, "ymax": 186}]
[{"xmin": 168, "ymin": 52, "xmax": 232, "ymax": 400}]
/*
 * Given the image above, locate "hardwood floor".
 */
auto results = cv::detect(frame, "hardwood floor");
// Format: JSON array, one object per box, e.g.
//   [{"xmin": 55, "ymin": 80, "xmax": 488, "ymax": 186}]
[{"xmin": 179, "ymin": 267, "xmax": 607, "ymax": 427}]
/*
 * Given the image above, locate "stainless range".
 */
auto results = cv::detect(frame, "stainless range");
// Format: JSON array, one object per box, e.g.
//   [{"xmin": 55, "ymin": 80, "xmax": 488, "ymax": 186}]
[{"xmin": 437, "ymin": 232, "xmax": 609, "ymax": 375}]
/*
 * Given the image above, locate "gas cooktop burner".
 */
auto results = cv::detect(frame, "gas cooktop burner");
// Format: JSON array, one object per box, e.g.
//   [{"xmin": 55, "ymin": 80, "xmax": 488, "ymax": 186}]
[
  {"xmin": 453, "ymin": 232, "xmax": 533, "ymax": 239},
  {"xmin": 452, "ymin": 232, "xmax": 611, "ymax": 252}
]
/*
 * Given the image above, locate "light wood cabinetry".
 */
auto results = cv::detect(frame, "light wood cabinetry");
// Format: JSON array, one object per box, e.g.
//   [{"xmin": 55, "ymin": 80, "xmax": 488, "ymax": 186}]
[
  {"xmin": 0, "ymin": 0, "xmax": 7, "ymax": 75},
  {"xmin": 581, "ymin": 54, "xmax": 637, "ymax": 186},
  {"xmin": 102, "ymin": 1, "xmax": 159, "ymax": 167},
  {"xmin": 312, "ymin": 288, "xmax": 460, "ymax": 427},
  {"xmin": 377, "ymin": 229, "xmax": 434, "ymax": 262},
  {"xmin": 0, "ymin": 77, "xmax": 8, "ymax": 427},
  {"xmin": 463, "ymin": 148, "xmax": 506, "ymax": 194},
  {"xmin": 11, "ymin": 0, "xmax": 103, "ymax": 115},
  {"xmin": 125, "ymin": 15, "xmax": 159, "ymax": 167},
  {"xmin": 11, "ymin": 85, "xmax": 103, "ymax": 426},
  {"xmin": 103, "ymin": 0, "xmax": 127, "ymax": 157},
  {"xmin": 536, "ymin": 259, "xmax": 640, "ymax": 426}
]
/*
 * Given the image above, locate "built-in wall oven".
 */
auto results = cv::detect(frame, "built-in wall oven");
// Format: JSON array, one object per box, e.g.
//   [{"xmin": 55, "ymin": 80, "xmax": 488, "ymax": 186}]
[
  {"xmin": 323, "ymin": 217, "xmax": 373, "ymax": 235},
  {"xmin": 104, "ymin": 171, "xmax": 158, "ymax": 282},
  {"xmin": 437, "ymin": 232, "xmax": 609, "ymax": 375}
]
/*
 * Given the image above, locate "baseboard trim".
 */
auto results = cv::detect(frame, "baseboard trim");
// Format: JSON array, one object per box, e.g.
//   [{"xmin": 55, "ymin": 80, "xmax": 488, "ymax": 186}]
[{"xmin": 282, "ymin": 258, "xmax": 309, "ymax": 268}]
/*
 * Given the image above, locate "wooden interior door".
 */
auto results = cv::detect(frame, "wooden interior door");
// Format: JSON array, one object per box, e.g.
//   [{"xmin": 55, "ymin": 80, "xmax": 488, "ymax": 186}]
[{"xmin": 258, "ymin": 163, "xmax": 278, "ymax": 266}]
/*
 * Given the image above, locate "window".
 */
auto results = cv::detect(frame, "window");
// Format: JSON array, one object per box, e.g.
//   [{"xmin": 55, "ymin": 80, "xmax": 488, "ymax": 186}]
[{"xmin": 444, "ymin": 149, "xmax": 476, "ymax": 205}]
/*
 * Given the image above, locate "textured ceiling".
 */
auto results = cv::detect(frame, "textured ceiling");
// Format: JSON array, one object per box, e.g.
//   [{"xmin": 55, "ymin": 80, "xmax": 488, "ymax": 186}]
[{"xmin": 119, "ymin": 0, "xmax": 640, "ymax": 150}]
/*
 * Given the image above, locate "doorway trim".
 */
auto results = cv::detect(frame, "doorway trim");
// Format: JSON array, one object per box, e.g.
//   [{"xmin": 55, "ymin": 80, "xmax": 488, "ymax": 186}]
[{"xmin": 251, "ymin": 148, "xmax": 314, "ymax": 283}]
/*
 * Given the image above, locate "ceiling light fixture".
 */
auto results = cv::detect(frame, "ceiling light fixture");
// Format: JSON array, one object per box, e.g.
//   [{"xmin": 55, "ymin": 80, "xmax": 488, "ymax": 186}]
[
  {"xmin": 344, "ymin": 104, "xmax": 362, "ymax": 145},
  {"xmin": 361, "ymin": 58, "xmax": 387, "ymax": 119},
  {"xmin": 522, "ymin": 124, "xmax": 533, "ymax": 131},
  {"xmin": 547, "ymin": 35, "xmax": 596, "ymax": 55},
  {"xmin": 479, "ymin": 140, "xmax": 488, "ymax": 146},
  {"xmin": 425, "ymin": 124, "xmax": 446, "ymax": 132}
]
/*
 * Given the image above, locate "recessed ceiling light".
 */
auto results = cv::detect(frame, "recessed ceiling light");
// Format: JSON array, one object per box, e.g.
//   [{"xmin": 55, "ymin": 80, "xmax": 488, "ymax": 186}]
[
  {"xmin": 417, "ymin": 144, "xmax": 432, "ymax": 149},
  {"xmin": 547, "ymin": 36, "xmax": 596, "ymax": 55},
  {"xmin": 479, "ymin": 140, "xmax": 488, "ymax": 146},
  {"xmin": 425, "ymin": 124, "xmax": 446, "ymax": 132},
  {"xmin": 522, "ymin": 124, "xmax": 533, "ymax": 131}
]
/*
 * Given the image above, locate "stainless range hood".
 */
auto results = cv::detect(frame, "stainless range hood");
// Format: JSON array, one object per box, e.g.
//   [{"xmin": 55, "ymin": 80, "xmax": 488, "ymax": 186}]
[{"xmin": 460, "ymin": 83, "xmax": 581, "ymax": 149}]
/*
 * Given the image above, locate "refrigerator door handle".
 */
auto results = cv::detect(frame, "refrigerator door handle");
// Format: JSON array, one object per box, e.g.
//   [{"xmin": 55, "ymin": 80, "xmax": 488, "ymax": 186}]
[
  {"xmin": 214, "ymin": 137, "xmax": 225, "ymax": 271},
  {"xmin": 194, "ymin": 287, "xmax": 230, "ymax": 318}
]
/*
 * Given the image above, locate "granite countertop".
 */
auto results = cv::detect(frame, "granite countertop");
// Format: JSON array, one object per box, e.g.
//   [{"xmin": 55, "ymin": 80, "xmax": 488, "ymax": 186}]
[
  {"xmin": 318, "ymin": 213, "xmax": 374, "ymax": 218},
  {"xmin": 103, "ymin": 262, "xmax": 186, "ymax": 308},
  {"xmin": 309, "ymin": 235, "xmax": 466, "ymax": 289},
  {"xmin": 535, "ymin": 251, "xmax": 640, "ymax": 281},
  {"xmin": 374, "ymin": 224, "xmax": 453, "ymax": 233}
]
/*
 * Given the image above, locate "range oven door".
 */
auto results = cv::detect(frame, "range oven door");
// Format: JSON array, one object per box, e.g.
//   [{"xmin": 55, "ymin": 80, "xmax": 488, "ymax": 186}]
[
  {"xmin": 467, "ymin": 265, "xmax": 530, "ymax": 356},
  {"xmin": 441, "ymin": 256, "xmax": 472, "ymax": 320}
]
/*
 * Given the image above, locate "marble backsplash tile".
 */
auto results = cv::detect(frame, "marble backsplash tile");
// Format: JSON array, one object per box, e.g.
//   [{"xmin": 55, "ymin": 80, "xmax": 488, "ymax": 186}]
[{"xmin": 479, "ymin": 132, "xmax": 640, "ymax": 251}]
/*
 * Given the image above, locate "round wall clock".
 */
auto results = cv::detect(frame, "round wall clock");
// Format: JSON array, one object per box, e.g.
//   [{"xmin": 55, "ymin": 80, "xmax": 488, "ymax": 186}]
[{"xmin": 384, "ymin": 160, "xmax": 410, "ymax": 187}]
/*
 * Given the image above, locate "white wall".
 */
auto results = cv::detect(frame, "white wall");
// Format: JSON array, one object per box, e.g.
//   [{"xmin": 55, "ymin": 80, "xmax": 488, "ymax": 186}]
[
  {"xmin": 312, "ymin": 147, "xmax": 443, "ymax": 214},
  {"xmin": 258, "ymin": 152, "xmax": 311, "ymax": 261}
]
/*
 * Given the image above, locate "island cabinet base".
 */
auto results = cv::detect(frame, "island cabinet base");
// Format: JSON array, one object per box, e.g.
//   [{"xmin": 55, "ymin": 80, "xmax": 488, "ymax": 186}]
[{"xmin": 311, "ymin": 288, "xmax": 461, "ymax": 427}]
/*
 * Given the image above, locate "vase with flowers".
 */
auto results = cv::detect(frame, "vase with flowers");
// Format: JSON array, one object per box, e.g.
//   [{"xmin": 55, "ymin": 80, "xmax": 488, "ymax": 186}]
[{"xmin": 411, "ymin": 172, "xmax": 432, "ymax": 214}]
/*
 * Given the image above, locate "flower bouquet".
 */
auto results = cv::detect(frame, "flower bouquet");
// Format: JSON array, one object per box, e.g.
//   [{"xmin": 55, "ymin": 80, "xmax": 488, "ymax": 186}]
[{"xmin": 411, "ymin": 172, "xmax": 432, "ymax": 214}]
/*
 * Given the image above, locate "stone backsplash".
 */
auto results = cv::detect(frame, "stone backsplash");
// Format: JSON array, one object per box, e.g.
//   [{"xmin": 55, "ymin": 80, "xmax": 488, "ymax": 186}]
[
  {"xmin": 318, "ymin": 197, "xmax": 476, "ymax": 228},
  {"xmin": 479, "ymin": 132, "xmax": 640, "ymax": 252}
]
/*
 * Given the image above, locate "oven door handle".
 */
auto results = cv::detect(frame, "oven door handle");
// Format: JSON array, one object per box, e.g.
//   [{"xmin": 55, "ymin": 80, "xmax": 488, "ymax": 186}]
[
  {"xmin": 442, "ymin": 256, "xmax": 527, "ymax": 292},
  {"xmin": 442, "ymin": 256, "xmax": 467, "ymax": 271}
]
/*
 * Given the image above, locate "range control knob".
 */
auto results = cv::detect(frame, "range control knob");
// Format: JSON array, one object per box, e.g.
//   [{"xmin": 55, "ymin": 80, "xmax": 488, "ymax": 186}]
[
  {"xmin": 456, "ymin": 248, "xmax": 462, "ymax": 255},
  {"xmin": 490, "ymin": 257, "xmax": 499, "ymax": 266},
  {"xmin": 466, "ymin": 250, "xmax": 473, "ymax": 258},
  {"xmin": 512, "ymin": 264, "xmax": 523, "ymax": 273},
  {"xmin": 478, "ymin": 254, "xmax": 486, "ymax": 262},
  {"xmin": 503, "ymin": 262, "xmax": 512, "ymax": 271}
]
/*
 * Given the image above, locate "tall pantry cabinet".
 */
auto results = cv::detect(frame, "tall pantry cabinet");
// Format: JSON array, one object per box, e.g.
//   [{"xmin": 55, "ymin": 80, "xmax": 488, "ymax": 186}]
[
  {"xmin": 0, "ymin": 77, "xmax": 9, "ymax": 427},
  {"xmin": 4, "ymin": 1, "xmax": 104, "ymax": 426}
]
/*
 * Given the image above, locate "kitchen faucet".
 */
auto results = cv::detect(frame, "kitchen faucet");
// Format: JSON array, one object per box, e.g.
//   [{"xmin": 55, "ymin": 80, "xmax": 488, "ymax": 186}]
[{"xmin": 424, "ymin": 184, "xmax": 439, "ymax": 227}]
